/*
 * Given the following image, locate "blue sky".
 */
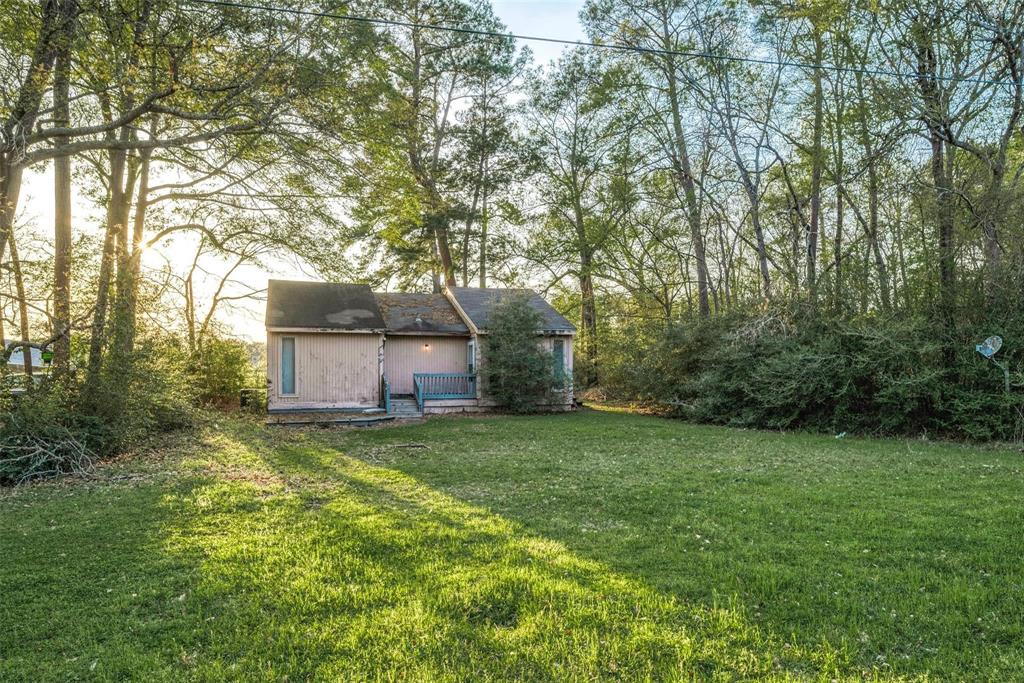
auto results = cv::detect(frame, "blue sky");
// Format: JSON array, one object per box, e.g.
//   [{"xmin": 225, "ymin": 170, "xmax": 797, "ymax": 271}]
[{"xmin": 491, "ymin": 0, "xmax": 586, "ymax": 66}]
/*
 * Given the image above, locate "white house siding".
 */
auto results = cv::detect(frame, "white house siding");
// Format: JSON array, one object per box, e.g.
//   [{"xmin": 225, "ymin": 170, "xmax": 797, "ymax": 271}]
[
  {"xmin": 384, "ymin": 335, "xmax": 469, "ymax": 395},
  {"xmin": 267, "ymin": 332, "xmax": 382, "ymax": 410}
]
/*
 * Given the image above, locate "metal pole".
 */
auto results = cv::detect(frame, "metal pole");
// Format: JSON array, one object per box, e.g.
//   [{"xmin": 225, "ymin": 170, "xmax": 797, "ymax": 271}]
[{"xmin": 991, "ymin": 358, "xmax": 1011, "ymax": 393}]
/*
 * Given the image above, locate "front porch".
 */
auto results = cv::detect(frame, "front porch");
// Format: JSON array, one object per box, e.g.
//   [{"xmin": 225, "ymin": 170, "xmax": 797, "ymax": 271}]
[{"xmin": 382, "ymin": 372, "xmax": 481, "ymax": 416}]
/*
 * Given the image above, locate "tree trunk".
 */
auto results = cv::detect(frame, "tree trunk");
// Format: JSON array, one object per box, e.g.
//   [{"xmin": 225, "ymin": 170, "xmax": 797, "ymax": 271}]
[
  {"xmin": 854, "ymin": 71, "xmax": 892, "ymax": 313},
  {"xmin": 728, "ymin": 106, "xmax": 770, "ymax": 299},
  {"xmin": 870, "ymin": 214, "xmax": 895, "ymax": 312},
  {"xmin": 7, "ymin": 232, "xmax": 32, "ymax": 377},
  {"xmin": 110, "ymin": 159, "xmax": 136, "ymax": 360},
  {"xmin": 0, "ymin": 163, "xmax": 25, "ymax": 268},
  {"xmin": 866, "ymin": 155, "xmax": 892, "ymax": 313},
  {"xmin": 739, "ymin": 171, "xmax": 771, "ymax": 301},
  {"xmin": 479, "ymin": 181, "xmax": 488, "ymax": 288},
  {"xmin": 656, "ymin": 11, "xmax": 709, "ymax": 317},
  {"xmin": 831, "ymin": 74, "xmax": 844, "ymax": 313},
  {"xmin": 860, "ymin": 239, "xmax": 870, "ymax": 314},
  {"xmin": 572, "ymin": 189, "xmax": 598, "ymax": 385},
  {"xmin": 461, "ymin": 156, "xmax": 483, "ymax": 287},
  {"xmin": 431, "ymin": 211, "xmax": 457, "ymax": 288},
  {"xmin": 936, "ymin": 139, "xmax": 956, "ymax": 317},
  {"xmin": 894, "ymin": 202, "xmax": 911, "ymax": 310},
  {"xmin": 52, "ymin": 4, "xmax": 74, "ymax": 374},
  {"xmin": 833, "ymin": 191, "xmax": 843, "ymax": 312},
  {"xmin": 119, "ymin": 148, "xmax": 151, "ymax": 356},
  {"xmin": 807, "ymin": 35, "xmax": 824, "ymax": 307},
  {"xmin": 916, "ymin": 17, "xmax": 956, "ymax": 326},
  {"xmin": 184, "ymin": 243, "xmax": 202, "ymax": 354},
  {"xmin": 979, "ymin": 174, "xmax": 1003, "ymax": 286},
  {"xmin": 430, "ymin": 235, "xmax": 441, "ymax": 293},
  {"xmin": 665, "ymin": 66, "xmax": 709, "ymax": 317},
  {"xmin": 790, "ymin": 209, "xmax": 802, "ymax": 290},
  {"xmin": 85, "ymin": 145, "xmax": 128, "ymax": 389},
  {"xmin": 579, "ymin": 259, "xmax": 598, "ymax": 387},
  {"xmin": 0, "ymin": 0, "xmax": 62, "ymax": 264}
]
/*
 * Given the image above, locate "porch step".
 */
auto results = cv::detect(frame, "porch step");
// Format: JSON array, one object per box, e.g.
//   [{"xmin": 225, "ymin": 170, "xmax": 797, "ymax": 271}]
[{"xmin": 389, "ymin": 398, "xmax": 423, "ymax": 418}]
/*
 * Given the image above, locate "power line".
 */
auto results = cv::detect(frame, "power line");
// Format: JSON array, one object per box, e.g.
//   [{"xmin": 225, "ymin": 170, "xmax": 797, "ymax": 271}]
[{"xmin": 182, "ymin": 0, "xmax": 1016, "ymax": 88}]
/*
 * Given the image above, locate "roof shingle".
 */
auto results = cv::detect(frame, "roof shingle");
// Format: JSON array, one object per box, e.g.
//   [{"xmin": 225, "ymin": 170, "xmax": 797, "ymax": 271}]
[
  {"xmin": 374, "ymin": 293, "xmax": 469, "ymax": 335},
  {"xmin": 265, "ymin": 280, "xmax": 575, "ymax": 335},
  {"xmin": 448, "ymin": 287, "xmax": 575, "ymax": 333},
  {"xmin": 265, "ymin": 280, "xmax": 386, "ymax": 331}
]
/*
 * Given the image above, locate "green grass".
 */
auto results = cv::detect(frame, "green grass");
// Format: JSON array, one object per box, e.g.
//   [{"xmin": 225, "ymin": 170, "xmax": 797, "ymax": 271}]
[{"xmin": 2, "ymin": 409, "xmax": 1022, "ymax": 681}]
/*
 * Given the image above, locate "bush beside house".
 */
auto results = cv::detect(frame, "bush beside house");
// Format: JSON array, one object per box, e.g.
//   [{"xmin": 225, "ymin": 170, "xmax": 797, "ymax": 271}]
[{"xmin": 484, "ymin": 296, "xmax": 555, "ymax": 413}]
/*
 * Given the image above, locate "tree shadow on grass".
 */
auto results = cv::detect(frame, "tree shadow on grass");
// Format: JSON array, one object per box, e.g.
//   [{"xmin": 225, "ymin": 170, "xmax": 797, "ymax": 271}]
[
  {"xmin": 288, "ymin": 413, "xmax": 1024, "ymax": 681},
  {"xmin": 6, "ymin": 417, "xmax": 982, "ymax": 680},
  {"xmin": 148, "ymin": 430, "xmax": 856, "ymax": 681},
  {"xmin": 0, "ymin": 424, "xmax": 306, "ymax": 681}
]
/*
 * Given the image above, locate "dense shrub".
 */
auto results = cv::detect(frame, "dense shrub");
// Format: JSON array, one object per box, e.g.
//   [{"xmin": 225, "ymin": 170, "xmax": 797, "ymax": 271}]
[
  {"xmin": 0, "ymin": 329, "xmax": 267, "ymax": 484},
  {"xmin": 193, "ymin": 337, "xmax": 258, "ymax": 406},
  {"xmin": 92, "ymin": 338, "xmax": 198, "ymax": 451},
  {"xmin": 484, "ymin": 295, "xmax": 555, "ymax": 413},
  {"xmin": 0, "ymin": 337, "xmax": 198, "ymax": 484},
  {"xmin": 605, "ymin": 304, "xmax": 1024, "ymax": 441}
]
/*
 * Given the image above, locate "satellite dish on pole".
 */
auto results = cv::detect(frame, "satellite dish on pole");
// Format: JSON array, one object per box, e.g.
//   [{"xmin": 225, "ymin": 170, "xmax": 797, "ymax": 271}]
[{"xmin": 976, "ymin": 335, "xmax": 1003, "ymax": 359}]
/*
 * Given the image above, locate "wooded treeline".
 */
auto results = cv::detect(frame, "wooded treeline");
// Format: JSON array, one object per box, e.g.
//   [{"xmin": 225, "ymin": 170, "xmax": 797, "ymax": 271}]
[{"xmin": 2, "ymin": 0, "xmax": 1023, "ymax": 469}]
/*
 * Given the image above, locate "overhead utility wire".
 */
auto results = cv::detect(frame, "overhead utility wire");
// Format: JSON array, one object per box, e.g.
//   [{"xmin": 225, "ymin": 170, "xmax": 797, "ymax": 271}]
[{"xmin": 182, "ymin": 0, "xmax": 1016, "ymax": 88}]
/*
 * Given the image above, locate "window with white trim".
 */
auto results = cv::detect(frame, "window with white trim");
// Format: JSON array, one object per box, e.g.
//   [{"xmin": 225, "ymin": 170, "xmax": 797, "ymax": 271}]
[
  {"xmin": 280, "ymin": 337, "xmax": 296, "ymax": 395},
  {"xmin": 552, "ymin": 338, "xmax": 565, "ymax": 384}
]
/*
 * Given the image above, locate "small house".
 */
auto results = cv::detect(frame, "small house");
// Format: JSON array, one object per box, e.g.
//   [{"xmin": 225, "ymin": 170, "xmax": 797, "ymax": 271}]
[{"xmin": 265, "ymin": 280, "xmax": 575, "ymax": 418}]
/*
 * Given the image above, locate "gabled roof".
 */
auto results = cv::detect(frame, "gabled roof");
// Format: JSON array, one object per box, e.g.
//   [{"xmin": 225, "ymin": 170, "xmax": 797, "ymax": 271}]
[
  {"xmin": 374, "ymin": 293, "xmax": 469, "ymax": 335},
  {"xmin": 265, "ymin": 280, "xmax": 386, "ymax": 331},
  {"xmin": 264, "ymin": 280, "xmax": 575, "ymax": 335},
  {"xmin": 447, "ymin": 287, "xmax": 575, "ymax": 333}
]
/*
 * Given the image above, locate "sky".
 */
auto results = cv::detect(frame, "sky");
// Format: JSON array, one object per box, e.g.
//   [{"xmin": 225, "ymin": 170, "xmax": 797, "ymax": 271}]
[
  {"xmin": 492, "ymin": 0, "xmax": 586, "ymax": 64},
  {"xmin": 18, "ymin": 0, "xmax": 588, "ymax": 341}
]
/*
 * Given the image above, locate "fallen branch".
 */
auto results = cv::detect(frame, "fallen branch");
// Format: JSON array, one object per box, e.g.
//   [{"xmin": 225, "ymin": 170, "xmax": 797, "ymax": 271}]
[{"xmin": 0, "ymin": 426, "xmax": 96, "ymax": 485}]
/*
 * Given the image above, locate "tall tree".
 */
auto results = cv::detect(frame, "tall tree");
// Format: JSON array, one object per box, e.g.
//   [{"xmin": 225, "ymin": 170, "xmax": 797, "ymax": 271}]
[
  {"xmin": 349, "ymin": 0, "xmax": 515, "ymax": 290},
  {"xmin": 583, "ymin": 0, "xmax": 718, "ymax": 317},
  {"xmin": 526, "ymin": 50, "xmax": 626, "ymax": 385}
]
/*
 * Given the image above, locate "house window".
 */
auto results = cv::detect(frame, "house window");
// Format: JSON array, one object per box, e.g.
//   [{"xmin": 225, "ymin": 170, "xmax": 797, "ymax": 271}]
[
  {"xmin": 467, "ymin": 339, "xmax": 476, "ymax": 374},
  {"xmin": 280, "ymin": 337, "xmax": 296, "ymax": 395},
  {"xmin": 552, "ymin": 339, "xmax": 565, "ymax": 380}
]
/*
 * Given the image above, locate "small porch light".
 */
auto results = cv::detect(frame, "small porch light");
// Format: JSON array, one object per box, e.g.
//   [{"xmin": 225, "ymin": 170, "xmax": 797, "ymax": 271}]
[{"xmin": 423, "ymin": 343, "xmax": 431, "ymax": 351}]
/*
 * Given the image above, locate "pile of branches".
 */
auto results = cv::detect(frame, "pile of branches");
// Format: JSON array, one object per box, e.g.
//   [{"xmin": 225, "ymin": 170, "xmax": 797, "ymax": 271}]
[{"xmin": 0, "ymin": 423, "xmax": 95, "ymax": 485}]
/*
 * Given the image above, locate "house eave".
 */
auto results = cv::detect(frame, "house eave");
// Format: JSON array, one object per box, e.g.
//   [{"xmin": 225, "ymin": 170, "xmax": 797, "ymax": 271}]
[
  {"xmin": 442, "ymin": 287, "xmax": 480, "ymax": 335},
  {"xmin": 384, "ymin": 330, "xmax": 471, "ymax": 337},
  {"xmin": 267, "ymin": 326, "xmax": 386, "ymax": 334},
  {"xmin": 474, "ymin": 329, "xmax": 575, "ymax": 336}
]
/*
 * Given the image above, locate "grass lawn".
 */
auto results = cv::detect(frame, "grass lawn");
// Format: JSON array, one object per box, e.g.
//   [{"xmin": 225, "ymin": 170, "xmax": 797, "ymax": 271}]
[{"xmin": 2, "ymin": 409, "xmax": 1023, "ymax": 681}]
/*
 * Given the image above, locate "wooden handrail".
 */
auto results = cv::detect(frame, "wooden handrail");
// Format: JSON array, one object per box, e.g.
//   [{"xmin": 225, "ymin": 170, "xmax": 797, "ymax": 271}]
[{"xmin": 413, "ymin": 372, "xmax": 476, "ymax": 407}]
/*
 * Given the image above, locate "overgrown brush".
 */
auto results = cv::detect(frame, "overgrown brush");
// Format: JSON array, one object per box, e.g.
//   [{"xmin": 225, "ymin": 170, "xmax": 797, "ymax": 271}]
[
  {"xmin": 603, "ymin": 303, "xmax": 1024, "ymax": 441},
  {"xmin": 0, "ymin": 337, "xmax": 198, "ymax": 485}
]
